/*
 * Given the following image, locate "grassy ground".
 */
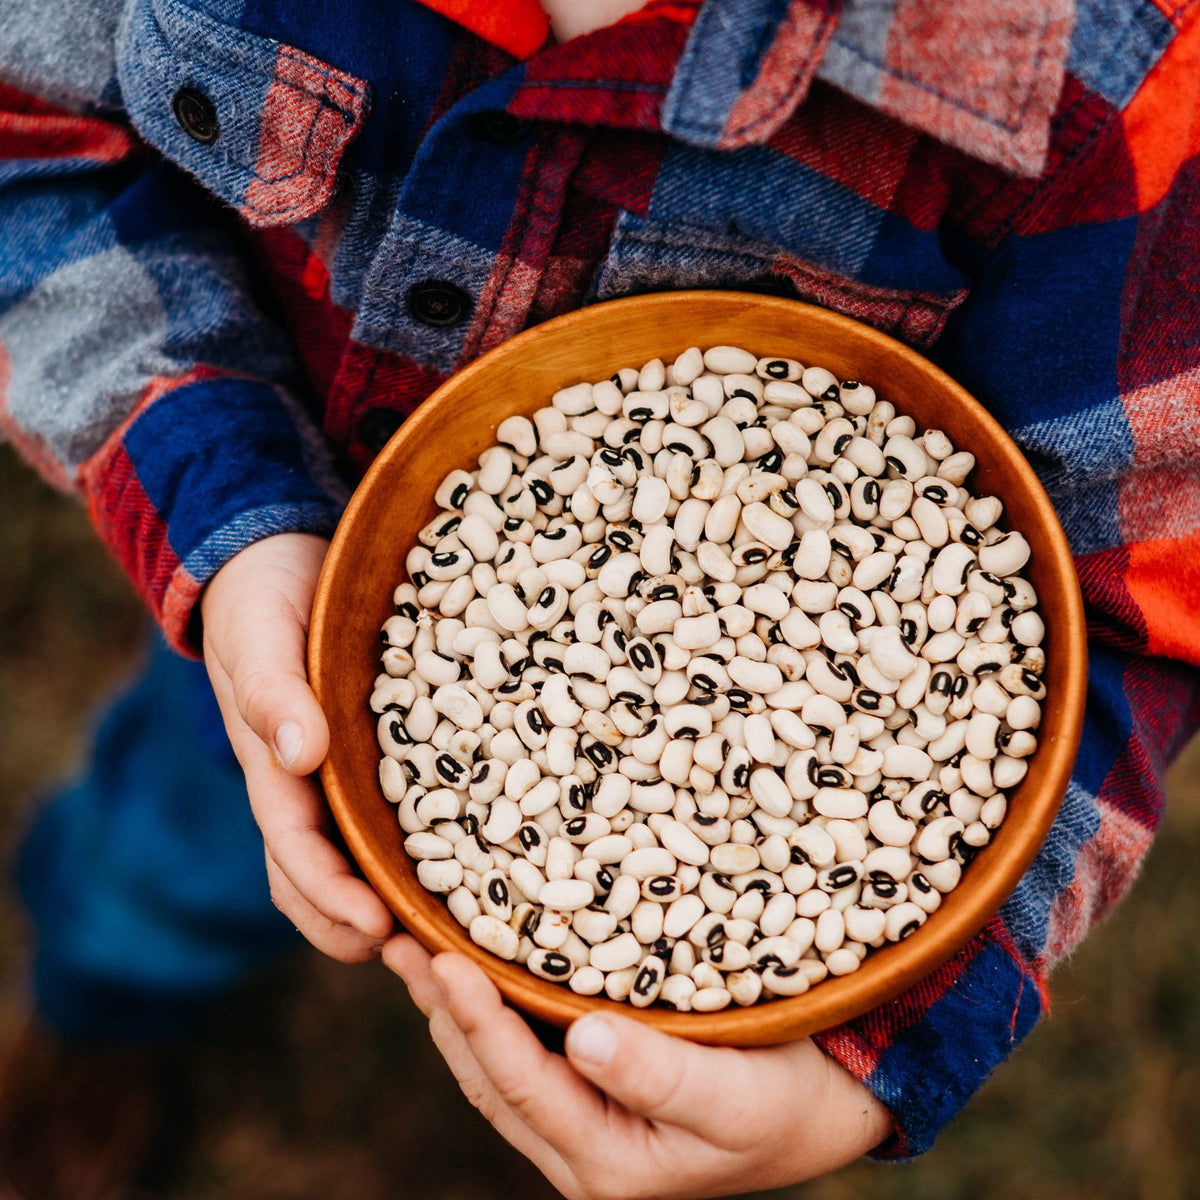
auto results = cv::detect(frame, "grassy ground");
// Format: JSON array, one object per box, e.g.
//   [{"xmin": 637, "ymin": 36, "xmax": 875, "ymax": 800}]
[{"xmin": 2, "ymin": 442, "xmax": 1198, "ymax": 1200}]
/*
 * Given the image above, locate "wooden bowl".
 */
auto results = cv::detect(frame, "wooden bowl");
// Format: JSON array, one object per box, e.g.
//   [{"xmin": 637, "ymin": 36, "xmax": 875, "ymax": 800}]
[{"xmin": 310, "ymin": 291, "xmax": 1086, "ymax": 1046}]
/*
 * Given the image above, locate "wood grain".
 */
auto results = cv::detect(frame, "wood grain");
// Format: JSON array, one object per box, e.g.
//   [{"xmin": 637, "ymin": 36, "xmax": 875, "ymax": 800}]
[{"xmin": 309, "ymin": 292, "xmax": 1087, "ymax": 1045}]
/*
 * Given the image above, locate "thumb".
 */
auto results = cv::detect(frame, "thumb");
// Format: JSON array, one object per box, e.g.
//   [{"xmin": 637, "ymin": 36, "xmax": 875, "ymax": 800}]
[
  {"xmin": 564, "ymin": 1011, "xmax": 756, "ymax": 1144},
  {"xmin": 202, "ymin": 533, "xmax": 330, "ymax": 776}
]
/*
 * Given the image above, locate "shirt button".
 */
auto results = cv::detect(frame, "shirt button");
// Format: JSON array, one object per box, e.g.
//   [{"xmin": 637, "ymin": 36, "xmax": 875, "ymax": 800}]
[
  {"xmin": 357, "ymin": 407, "xmax": 405, "ymax": 452},
  {"xmin": 407, "ymin": 280, "xmax": 472, "ymax": 328},
  {"xmin": 475, "ymin": 111, "xmax": 536, "ymax": 146},
  {"xmin": 172, "ymin": 87, "xmax": 220, "ymax": 144}
]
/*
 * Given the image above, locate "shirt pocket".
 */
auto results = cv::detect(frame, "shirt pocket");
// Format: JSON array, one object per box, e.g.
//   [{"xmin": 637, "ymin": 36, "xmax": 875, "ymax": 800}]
[
  {"xmin": 593, "ymin": 210, "xmax": 970, "ymax": 351},
  {"xmin": 117, "ymin": 0, "xmax": 369, "ymax": 227},
  {"xmin": 591, "ymin": 136, "xmax": 973, "ymax": 349}
]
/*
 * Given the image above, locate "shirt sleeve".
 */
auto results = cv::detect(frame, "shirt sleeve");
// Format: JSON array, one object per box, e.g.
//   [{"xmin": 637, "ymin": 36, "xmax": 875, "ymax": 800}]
[
  {"xmin": 0, "ymin": 78, "xmax": 349, "ymax": 655},
  {"xmin": 812, "ymin": 46, "xmax": 1200, "ymax": 1159}
]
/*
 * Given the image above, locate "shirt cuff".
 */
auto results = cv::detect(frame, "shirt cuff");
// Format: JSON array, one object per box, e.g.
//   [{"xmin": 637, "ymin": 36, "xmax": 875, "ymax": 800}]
[
  {"xmin": 79, "ymin": 373, "xmax": 346, "ymax": 655},
  {"xmin": 813, "ymin": 918, "xmax": 1044, "ymax": 1159}
]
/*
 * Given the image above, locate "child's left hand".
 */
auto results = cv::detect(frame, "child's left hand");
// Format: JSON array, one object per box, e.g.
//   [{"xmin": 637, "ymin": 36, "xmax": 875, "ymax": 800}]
[{"xmin": 384, "ymin": 934, "xmax": 892, "ymax": 1200}]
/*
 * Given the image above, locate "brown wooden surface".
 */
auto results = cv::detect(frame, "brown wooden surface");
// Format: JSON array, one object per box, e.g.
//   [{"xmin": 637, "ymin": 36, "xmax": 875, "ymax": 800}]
[{"xmin": 309, "ymin": 291, "xmax": 1087, "ymax": 1045}]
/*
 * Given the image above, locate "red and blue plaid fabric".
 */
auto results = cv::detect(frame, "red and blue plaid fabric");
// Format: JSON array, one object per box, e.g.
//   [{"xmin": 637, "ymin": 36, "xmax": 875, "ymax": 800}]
[{"xmin": 2, "ymin": 0, "xmax": 1198, "ymax": 1159}]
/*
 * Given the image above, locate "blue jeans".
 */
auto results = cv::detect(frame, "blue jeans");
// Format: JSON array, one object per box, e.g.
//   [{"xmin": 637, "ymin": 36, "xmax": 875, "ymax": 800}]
[{"xmin": 16, "ymin": 638, "xmax": 297, "ymax": 1039}]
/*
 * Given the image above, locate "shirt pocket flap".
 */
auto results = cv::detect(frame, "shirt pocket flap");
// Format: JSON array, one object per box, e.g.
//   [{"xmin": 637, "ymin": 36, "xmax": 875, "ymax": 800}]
[{"xmin": 118, "ymin": 0, "xmax": 368, "ymax": 226}]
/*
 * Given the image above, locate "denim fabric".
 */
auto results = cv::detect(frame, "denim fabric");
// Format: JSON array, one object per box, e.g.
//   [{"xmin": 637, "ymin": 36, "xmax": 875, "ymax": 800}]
[{"xmin": 17, "ymin": 639, "xmax": 295, "ymax": 1040}]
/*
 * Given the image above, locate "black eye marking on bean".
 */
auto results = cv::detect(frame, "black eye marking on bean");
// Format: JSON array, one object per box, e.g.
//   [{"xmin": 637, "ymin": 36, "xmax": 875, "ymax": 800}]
[
  {"xmin": 436, "ymin": 754, "xmax": 466, "ymax": 782},
  {"xmin": 583, "ymin": 740, "xmax": 613, "ymax": 767},
  {"xmin": 922, "ymin": 789, "xmax": 947, "ymax": 814},
  {"xmin": 518, "ymin": 825, "xmax": 541, "ymax": 850},
  {"xmin": 633, "ymin": 965, "xmax": 660, "ymax": 995},
  {"xmin": 487, "ymin": 877, "xmax": 509, "ymax": 906},
  {"xmin": 629, "ymin": 642, "xmax": 656, "ymax": 670}
]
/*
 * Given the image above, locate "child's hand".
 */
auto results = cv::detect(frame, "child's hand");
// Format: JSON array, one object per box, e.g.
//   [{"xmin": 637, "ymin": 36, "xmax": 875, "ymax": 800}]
[
  {"xmin": 201, "ymin": 532, "xmax": 394, "ymax": 960},
  {"xmin": 384, "ymin": 934, "xmax": 891, "ymax": 1200}
]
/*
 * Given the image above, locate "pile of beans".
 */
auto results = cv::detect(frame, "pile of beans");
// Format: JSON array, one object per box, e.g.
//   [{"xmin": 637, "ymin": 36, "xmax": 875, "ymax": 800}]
[{"xmin": 372, "ymin": 345, "xmax": 1047, "ymax": 1011}]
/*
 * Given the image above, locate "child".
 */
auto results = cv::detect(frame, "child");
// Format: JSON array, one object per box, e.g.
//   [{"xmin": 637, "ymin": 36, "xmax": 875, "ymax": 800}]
[{"xmin": 2, "ymin": 0, "xmax": 1197, "ymax": 1195}]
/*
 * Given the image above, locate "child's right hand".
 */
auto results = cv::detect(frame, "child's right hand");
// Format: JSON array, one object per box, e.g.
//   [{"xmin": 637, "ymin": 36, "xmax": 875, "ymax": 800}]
[
  {"xmin": 385, "ymin": 935, "xmax": 892, "ymax": 1199},
  {"xmin": 200, "ymin": 532, "xmax": 394, "ymax": 960}
]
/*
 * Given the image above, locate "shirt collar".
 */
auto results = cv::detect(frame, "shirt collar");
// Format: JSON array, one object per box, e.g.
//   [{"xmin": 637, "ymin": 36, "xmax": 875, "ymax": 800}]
[
  {"xmin": 423, "ymin": 0, "xmax": 1184, "ymax": 179},
  {"xmin": 660, "ymin": 0, "xmax": 1081, "ymax": 177}
]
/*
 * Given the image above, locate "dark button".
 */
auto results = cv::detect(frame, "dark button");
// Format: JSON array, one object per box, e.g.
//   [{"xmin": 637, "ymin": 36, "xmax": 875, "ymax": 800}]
[
  {"xmin": 407, "ymin": 280, "xmax": 472, "ymax": 328},
  {"xmin": 171, "ymin": 87, "xmax": 220, "ymax": 144},
  {"xmin": 474, "ymin": 111, "xmax": 536, "ymax": 146},
  {"xmin": 357, "ymin": 407, "xmax": 405, "ymax": 452}
]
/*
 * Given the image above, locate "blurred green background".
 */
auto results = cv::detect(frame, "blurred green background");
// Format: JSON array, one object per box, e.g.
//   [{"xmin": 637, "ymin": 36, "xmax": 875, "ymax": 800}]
[{"xmin": 2, "ymin": 442, "xmax": 1197, "ymax": 1200}]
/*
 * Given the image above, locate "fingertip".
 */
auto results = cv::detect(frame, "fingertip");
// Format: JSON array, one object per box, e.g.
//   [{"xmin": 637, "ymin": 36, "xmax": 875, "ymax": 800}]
[
  {"xmin": 272, "ymin": 703, "xmax": 329, "ymax": 776},
  {"xmin": 273, "ymin": 719, "xmax": 305, "ymax": 770},
  {"xmin": 350, "ymin": 896, "xmax": 395, "ymax": 941},
  {"xmin": 430, "ymin": 953, "xmax": 503, "ymax": 1025},
  {"xmin": 380, "ymin": 933, "xmax": 423, "ymax": 975},
  {"xmin": 429, "ymin": 951, "xmax": 485, "ymax": 990},
  {"xmin": 565, "ymin": 1013, "xmax": 619, "ymax": 1069}
]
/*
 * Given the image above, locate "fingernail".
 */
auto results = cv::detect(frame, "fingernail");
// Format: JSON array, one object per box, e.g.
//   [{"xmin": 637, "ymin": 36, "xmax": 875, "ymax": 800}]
[
  {"xmin": 568, "ymin": 1014, "xmax": 618, "ymax": 1066},
  {"xmin": 274, "ymin": 720, "xmax": 303, "ymax": 769}
]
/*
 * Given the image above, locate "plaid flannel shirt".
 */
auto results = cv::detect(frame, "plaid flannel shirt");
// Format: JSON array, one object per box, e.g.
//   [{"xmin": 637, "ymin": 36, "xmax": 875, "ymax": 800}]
[{"xmin": 2, "ymin": 0, "xmax": 1198, "ymax": 1159}]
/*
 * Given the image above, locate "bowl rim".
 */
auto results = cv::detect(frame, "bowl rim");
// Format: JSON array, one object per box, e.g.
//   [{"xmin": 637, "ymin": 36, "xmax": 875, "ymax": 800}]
[{"xmin": 310, "ymin": 290, "xmax": 1087, "ymax": 1045}]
